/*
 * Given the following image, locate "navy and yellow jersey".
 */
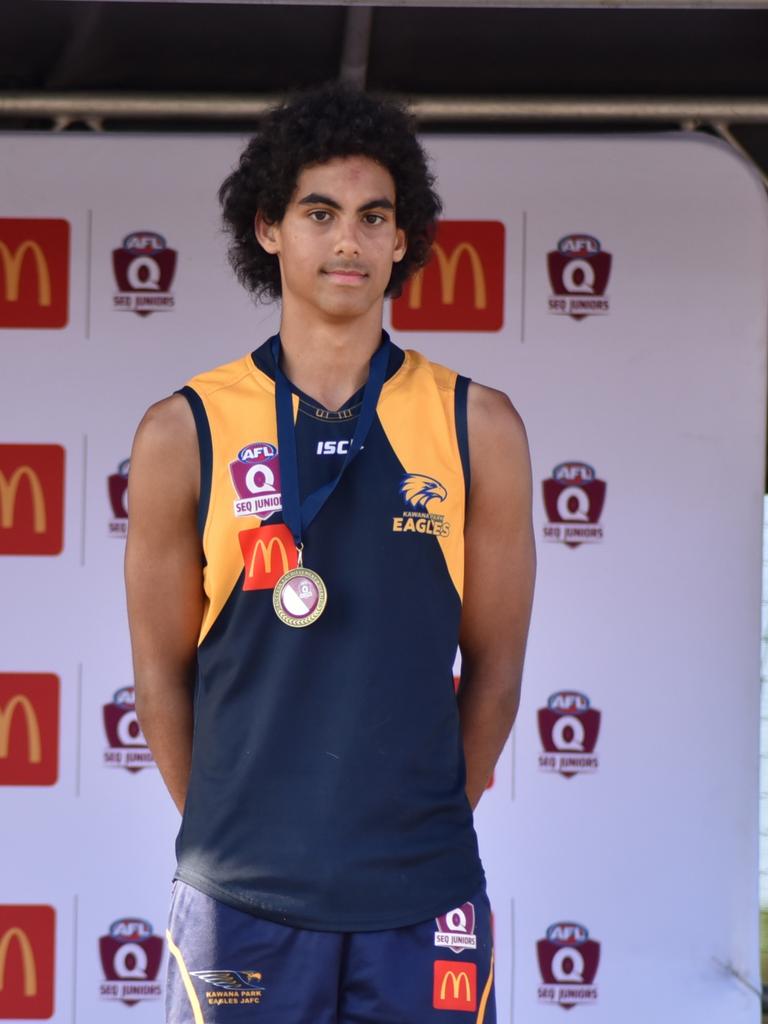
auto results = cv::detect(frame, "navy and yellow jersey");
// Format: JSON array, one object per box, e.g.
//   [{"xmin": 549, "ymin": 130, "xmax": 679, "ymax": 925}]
[{"xmin": 174, "ymin": 333, "xmax": 484, "ymax": 932}]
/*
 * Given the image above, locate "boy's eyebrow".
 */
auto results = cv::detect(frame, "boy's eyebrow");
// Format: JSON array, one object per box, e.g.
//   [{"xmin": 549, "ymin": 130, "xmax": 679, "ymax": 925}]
[
  {"xmin": 297, "ymin": 193, "xmax": 395, "ymax": 213},
  {"xmin": 358, "ymin": 197, "xmax": 395, "ymax": 213}
]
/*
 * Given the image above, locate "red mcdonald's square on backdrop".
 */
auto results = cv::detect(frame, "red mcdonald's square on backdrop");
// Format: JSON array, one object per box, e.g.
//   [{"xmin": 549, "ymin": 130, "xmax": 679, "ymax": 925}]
[
  {"xmin": 0, "ymin": 905, "xmax": 55, "ymax": 1019},
  {"xmin": 0, "ymin": 445, "xmax": 65, "ymax": 556},
  {"xmin": 391, "ymin": 221, "xmax": 505, "ymax": 332},
  {"xmin": 0, "ymin": 675, "xmax": 59, "ymax": 786},
  {"xmin": 0, "ymin": 219, "xmax": 69, "ymax": 329}
]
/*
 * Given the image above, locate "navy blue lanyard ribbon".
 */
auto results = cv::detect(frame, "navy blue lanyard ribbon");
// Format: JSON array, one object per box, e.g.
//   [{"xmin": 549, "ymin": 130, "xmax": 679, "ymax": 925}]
[{"xmin": 271, "ymin": 333, "xmax": 391, "ymax": 551}]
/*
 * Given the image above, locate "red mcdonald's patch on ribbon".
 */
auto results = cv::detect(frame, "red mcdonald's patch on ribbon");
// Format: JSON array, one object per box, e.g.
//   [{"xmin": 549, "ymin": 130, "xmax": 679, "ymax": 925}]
[{"xmin": 239, "ymin": 523, "xmax": 298, "ymax": 590}]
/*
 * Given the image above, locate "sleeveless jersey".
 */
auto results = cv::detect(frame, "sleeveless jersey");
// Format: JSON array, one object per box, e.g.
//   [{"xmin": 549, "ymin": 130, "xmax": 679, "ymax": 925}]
[{"xmin": 174, "ymin": 333, "xmax": 484, "ymax": 931}]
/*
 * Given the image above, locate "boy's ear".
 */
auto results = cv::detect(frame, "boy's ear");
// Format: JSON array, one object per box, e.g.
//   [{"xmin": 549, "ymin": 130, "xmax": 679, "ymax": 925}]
[
  {"xmin": 393, "ymin": 227, "xmax": 407, "ymax": 263},
  {"xmin": 255, "ymin": 211, "xmax": 280, "ymax": 255}
]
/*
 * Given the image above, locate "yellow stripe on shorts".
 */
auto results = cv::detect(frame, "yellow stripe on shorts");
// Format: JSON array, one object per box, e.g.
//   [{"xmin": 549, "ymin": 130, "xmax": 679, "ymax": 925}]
[
  {"xmin": 166, "ymin": 928, "xmax": 205, "ymax": 1024},
  {"xmin": 476, "ymin": 948, "xmax": 495, "ymax": 1024}
]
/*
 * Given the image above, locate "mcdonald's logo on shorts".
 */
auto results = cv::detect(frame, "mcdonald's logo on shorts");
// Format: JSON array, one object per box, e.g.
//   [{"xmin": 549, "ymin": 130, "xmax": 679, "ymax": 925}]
[
  {"xmin": 0, "ymin": 905, "xmax": 55, "ymax": 1018},
  {"xmin": 0, "ymin": 445, "xmax": 65, "ymax": 556},
  {"xmin": 239, "ymin": 523, "xmax": 298, "ymax": 590},
  {"xmin": 392, "ymin": 221, "xmax": 504, "ymax": 332},
  {"xmin": 433, "ymin": 960, "xmax": 477, "ymax": 1011},
  {"xmin": 0, "ymin": 675, "xmax": 59, "ymax": 786},
  {"xmin": 0, "ymin": 219, "xmax": 69, "ymax": 329}
]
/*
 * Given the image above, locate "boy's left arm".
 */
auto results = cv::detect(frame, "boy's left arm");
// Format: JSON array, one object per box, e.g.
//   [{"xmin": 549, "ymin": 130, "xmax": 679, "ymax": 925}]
[{"xmin": 458, "ymin": 382, "xmax": 537, "ymax": 809}]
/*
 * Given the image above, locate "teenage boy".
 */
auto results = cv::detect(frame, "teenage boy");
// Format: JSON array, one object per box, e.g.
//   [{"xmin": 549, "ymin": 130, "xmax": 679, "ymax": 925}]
[{"xmin": 126, "ymin": 84, "xmax": 535, "ymax": 1024}]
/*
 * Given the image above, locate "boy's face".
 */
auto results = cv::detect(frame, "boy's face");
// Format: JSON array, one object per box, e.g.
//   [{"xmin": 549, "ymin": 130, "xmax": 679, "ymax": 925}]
[{"xmin": 255, "ymin": 155, "xmax": 407, "ymax": 322}]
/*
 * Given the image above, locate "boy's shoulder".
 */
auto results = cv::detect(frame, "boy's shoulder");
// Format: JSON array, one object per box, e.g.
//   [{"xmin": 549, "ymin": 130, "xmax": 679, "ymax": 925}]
[{"xmin": 183, "ymin": 351, "xmax": 267, "ymax": 400}]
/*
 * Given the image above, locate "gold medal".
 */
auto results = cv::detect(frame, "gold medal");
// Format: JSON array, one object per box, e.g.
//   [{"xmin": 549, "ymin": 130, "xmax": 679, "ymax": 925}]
[{"xmin": 273, "ymin": 566, "xmax": 327, "ymax": 627}]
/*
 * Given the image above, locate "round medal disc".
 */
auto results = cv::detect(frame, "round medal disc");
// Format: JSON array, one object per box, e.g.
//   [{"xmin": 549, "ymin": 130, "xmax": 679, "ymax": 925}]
[{"xmin": 273, "ymin": 567, "xmax": 328, "ymax": 627}]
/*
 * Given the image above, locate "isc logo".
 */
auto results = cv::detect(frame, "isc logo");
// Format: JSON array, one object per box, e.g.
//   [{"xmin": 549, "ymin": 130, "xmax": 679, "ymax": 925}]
[{"xmin": 315, "ymin": 440, "xmax": 351, "ymax": 455}]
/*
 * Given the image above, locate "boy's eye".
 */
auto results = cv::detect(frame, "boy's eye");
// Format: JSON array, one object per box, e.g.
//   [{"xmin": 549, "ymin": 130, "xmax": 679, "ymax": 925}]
[
  {"xmin": 364, "ymin": 214, "xmax": 384, "ymax": 225},
  {"xmin": 309, "ymin": 210, "xmax": 331, "ymax": 222}
]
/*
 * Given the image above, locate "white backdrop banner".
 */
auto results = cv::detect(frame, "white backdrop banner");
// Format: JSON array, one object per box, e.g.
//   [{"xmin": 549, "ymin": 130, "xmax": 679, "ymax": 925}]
[{"xmin": 0, "ymin": 131, "xmax": 765, "ymax": 1023}]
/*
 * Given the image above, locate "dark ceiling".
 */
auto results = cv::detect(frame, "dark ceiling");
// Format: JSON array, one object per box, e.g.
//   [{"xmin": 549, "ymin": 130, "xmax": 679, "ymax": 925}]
[
  {"xmin": 3, "ymin": 1, "xmax": 768, "ymax": 96},
  {"xmin": 2, "ymin": 1, "xmax": 768, "ymax": 167}
]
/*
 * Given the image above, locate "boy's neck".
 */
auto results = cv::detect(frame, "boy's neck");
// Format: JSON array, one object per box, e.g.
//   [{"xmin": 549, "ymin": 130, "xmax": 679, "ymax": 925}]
[{"xmin": 277, "ymin": 309, "xmax": 386, "ymax": 412}]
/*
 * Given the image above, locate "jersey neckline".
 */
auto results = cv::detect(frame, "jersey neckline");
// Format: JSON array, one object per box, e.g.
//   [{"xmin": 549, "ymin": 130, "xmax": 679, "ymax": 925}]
[{"xmin": 250, "ymin": 331, "xmax": 406, "ymax": 419}]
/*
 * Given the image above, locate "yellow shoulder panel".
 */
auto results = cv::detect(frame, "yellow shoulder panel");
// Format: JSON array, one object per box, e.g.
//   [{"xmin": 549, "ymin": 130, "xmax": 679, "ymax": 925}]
[
  {"xmin": 185, "ymin": 354, "xmax": 299, "ymax": 644},
  {"xmin": 377, "ymin": 350, "xmax": 466, "ymax": 600}
]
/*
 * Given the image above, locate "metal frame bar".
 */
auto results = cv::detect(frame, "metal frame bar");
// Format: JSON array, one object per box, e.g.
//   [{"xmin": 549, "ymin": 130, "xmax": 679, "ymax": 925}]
[
  {"xmin": 339, "ymin": 7, "xmax": 374, "ymax": 88},
  {"xmin": 42, "ymin": 0, "xmax": 768, "ymax": 7},
  {"xmin": 4, "ymin": 93, "xmax": 768, "ymax": 123}
]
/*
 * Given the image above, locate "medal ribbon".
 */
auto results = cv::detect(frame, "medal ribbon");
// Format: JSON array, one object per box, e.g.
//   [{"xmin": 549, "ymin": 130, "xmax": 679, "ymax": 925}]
[{"xmin": 271, "ymin": 333, "xmax": 391, "ymax": 552}]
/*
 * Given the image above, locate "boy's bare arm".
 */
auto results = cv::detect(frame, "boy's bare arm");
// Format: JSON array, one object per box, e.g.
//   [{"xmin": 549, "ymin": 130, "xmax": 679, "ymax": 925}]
[
  {"xmin": 458, "ymin": 382, "xmax": 536, "ymax": 809},
  {"xmin": 124, "ymin": 394, "xmax": 204, "ymax": 814}
]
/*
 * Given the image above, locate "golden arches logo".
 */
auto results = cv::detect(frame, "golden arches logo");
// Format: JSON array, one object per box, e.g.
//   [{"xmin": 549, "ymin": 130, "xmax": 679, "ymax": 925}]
[
  {"xmin": 439, "ymin": 969, "xmax": 472, "ymax": 1002},
  {"xmin": 0, "ymin": 697, "xmax": 42, "ymax": 764},
  {"xmin": 248, "ymin": 536, "xmax": 290, "ymax": 578},
  {"xmin": 0, "ymin": 466, "xmax": 47, "ymax": 534},
  {"xmin": 0, "ymin": 241, "xmax": 51, "ymax": 307},
  {"xmin": 0, "ymin": 927, "xmax": 37, "ymax": 997},
  {"xmin": 408, "ymin": 242, "xmax": 487, "ymax": 310}
]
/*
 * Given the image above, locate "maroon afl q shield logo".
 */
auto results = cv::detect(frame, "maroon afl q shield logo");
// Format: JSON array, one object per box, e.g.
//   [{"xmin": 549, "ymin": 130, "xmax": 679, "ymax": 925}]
[
  {"xmin": 103, "ymin": 687, "xmax": 156, "ymax": 772},
  {"xmin": 112, "ymin": 230, "xmax": 177, "ymax": 316},
  {"xmin": 99, "ymin": 918, "xmax": 163, "ymax": 1005},
  {"xmin": 229, "ymin": 441, "xmax": 283, "ymax": 520},
  {"xmin": 547, "ymin": 234, "xmax": 611, "ymax": 321},
  {"xmin": 538, "ymin": 691, "xmax": 601, "ymax": 778},
  {"xmin": 107, "ymin": 457, "xmax": 129, "ymax": 537},
  {"xmin": 434, "ymin": 902, "xmax": 478, "ymax": 953},
  {"xmin": 537, "ymin": 922, "xmax": 600, "ymax": 1009},
  {"xmin": 542, "ymin": 462, "xmax": 606, "ymax": 548}
]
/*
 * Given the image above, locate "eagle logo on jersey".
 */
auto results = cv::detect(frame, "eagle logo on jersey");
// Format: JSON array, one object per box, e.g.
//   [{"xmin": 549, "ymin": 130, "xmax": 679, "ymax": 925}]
[
  {"xmin": 190, "ymin": 970, "xmax": 264, "ymax": 992},
  {"xmin": 400, "ymin": 474, "xmax": 447, "ymax": 509},
  {"xmin": 393, "ymin": 474, "xmax": 451, "ymax": 537}
]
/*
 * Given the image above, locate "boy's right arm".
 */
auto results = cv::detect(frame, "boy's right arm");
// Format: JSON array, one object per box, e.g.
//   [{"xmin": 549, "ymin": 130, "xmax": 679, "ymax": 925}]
[{"xmin": 124, "ymin": 394, "xmax": 204, "ymax": 814}]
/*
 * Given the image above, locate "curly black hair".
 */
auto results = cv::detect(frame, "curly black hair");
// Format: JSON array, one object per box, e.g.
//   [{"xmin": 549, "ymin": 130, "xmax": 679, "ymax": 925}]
[{"xmin": 218, "ymin": 84, "xmax": 442, "ymax": 301}]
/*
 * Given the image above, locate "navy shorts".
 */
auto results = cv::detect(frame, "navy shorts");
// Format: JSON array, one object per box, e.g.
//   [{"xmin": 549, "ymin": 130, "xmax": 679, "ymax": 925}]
[{"xmin": 166, "ymin": 880, "xmax": 496, "ymax": 1023}]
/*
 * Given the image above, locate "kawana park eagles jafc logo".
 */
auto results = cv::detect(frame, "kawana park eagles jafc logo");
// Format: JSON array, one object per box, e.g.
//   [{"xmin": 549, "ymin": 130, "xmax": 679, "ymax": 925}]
[
  {"xmin": 392, "ymin": 474, "xmax": 451, "ymax": 537},
  {"xmin": 188, "ymin": 970, "xmax": 265, "ymax": 1008}
]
